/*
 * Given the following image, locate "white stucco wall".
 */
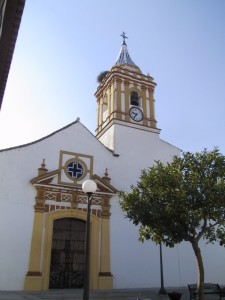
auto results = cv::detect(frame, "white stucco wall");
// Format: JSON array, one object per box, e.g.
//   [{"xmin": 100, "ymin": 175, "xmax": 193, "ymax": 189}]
[
  {"xmin": 0, "ymin": 121, "xmax": 114, "ymax": 290},
  {"xmin": 0, "ymin": 120, "xmax": 225, "ymax": 290},
  {"xmin": 108, "ymin": 124, "xmax": 225, "ymax": 288},
  {"xmin": 108, "ymin": 124, "xmax": 184, "ymax": 288}
]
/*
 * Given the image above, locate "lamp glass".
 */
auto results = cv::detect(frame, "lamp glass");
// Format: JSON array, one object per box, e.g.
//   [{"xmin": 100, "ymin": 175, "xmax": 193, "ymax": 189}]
[{"xmin": 82, "ymin": 179, "xmax": 97, "ymax": 194}]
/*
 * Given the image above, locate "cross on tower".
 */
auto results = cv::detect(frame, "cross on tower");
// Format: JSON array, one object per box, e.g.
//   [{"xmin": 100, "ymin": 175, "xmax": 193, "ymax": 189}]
[{"xmin": 121, "ymin": 32, "xmax": 128, "ymax": 45}]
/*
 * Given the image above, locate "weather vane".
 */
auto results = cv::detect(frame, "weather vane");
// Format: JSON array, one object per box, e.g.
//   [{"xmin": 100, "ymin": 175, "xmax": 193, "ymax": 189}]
[{"xmin": 121, "ymin": 32, "xmax": 128, "ymax": 44}]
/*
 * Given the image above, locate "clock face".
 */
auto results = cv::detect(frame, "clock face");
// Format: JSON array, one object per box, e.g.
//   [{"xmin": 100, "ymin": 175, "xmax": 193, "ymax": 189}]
[{"xmin": 129, "ymin": 107, "xmax": 143, "ymax": 122}]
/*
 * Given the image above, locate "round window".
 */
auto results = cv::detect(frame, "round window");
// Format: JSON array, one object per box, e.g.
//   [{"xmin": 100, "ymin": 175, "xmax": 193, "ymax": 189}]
[{"xmin": 66, "ymin": 161, "xmax": 84, "ymax": 179}]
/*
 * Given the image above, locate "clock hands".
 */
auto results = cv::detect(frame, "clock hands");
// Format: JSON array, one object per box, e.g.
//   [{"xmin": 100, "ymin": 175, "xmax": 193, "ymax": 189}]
[
  {"xmin": 131, "ymin": 112, "xmax": 137, "ymax": 118},
  {"xmin": 129, "ymin": 107, "xmax": 143, "ymax": 122}
]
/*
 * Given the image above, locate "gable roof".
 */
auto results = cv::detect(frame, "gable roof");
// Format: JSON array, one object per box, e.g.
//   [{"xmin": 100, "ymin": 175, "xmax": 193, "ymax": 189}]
[
  {"xmin": 0, "ymin": 118, "xmax": 114, "ymax": 155},
  {"xmin": 31, "ymin": 170, "xmax": 118, "ymax": 195}
]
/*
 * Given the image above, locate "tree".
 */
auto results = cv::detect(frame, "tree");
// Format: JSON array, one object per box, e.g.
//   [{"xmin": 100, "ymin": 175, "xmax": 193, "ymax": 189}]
[{"xmin": 120, "ymin": 148, "xmax": 225, "ymax": 300}]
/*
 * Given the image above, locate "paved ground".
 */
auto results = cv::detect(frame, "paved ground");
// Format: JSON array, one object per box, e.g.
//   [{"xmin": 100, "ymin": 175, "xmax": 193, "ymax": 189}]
[
  {"xmin": 0, "ymin": 288, "xmax": 190, "ymax": 300},
  {"xmin": 0, "ymin": 287, "xmax": 221, "ymax": 300}
]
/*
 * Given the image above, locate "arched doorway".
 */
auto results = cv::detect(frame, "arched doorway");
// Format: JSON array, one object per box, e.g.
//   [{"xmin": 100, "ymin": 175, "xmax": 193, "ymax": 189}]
[
  {"xmin": 24, "ymin": 172, "xmax": 117, "ymax": 291},
  {"xmin": 49, "ymin": 218, "xmax": 86, "ymax": 289}
]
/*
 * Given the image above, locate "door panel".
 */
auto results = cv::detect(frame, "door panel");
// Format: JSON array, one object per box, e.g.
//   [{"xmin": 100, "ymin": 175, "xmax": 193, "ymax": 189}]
[{"xmin": 49, "ymin": 218, "xmax": 86, "ymax": 289}]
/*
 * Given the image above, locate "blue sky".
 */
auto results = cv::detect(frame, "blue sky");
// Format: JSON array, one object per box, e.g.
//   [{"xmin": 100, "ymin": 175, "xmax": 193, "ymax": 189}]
[{"xmin": 0, "ymin": 0, "xmax": 225, "ymax": 154}]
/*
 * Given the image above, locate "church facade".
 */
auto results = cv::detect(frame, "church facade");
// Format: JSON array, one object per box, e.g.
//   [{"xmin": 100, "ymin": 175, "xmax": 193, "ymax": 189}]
[{"xmin": 0, "ymin": 35, "xmax": 225, "ymax": 291}]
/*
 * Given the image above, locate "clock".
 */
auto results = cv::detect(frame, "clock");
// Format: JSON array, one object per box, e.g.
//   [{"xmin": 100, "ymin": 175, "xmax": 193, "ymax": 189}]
[{"xmin": 129, "ymin": 107, "xmax": 143, "ymax": 122}]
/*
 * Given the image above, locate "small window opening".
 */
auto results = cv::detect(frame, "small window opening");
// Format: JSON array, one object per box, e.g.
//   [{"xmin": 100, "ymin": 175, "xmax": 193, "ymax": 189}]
[{"xmin": 130, "ymin": 91, "xmax": 139, "ymax": 106}]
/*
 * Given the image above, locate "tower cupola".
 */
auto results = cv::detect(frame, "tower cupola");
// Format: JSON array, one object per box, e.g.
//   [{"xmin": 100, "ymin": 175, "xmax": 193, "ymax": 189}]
[{"xmin": 114, "ymin": 32, "xmax": 137, "ymax": 67}]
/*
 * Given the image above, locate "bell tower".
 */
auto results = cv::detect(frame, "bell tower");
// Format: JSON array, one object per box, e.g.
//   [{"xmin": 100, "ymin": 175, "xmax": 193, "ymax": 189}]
[{"xmin": 95, "ymin": 33, "xmax": 160, "ymax": 150}]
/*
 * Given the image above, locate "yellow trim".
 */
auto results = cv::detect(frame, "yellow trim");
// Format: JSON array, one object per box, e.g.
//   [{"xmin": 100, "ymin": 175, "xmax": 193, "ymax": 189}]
[
  {"xmin": 141, "ymin": 86, "xmax": 148, "ymax": 126},
  {"xmin": 42, "ymin": 210, "xmax": 100, "ymax": 290},
  {"xmin": 99, "ymin": 276, "xmax": 113, "ymax": 289},
  {"xmin": 149, "ymin": 88, "xmax": 156, "ymax": 128},
  {"xmin": 96, "ymin": 100, "xmax": 100, "ymax": 133},
  {"xmin": 24, "ymin": 211, "xmax": 44, "ymax": 291},
  {"xmin": 58, "ymin": 151, "xmax": 93, "ymax": 186},
  {"xmin": 99, "ymin": 216, "xmax": 113, "ymax": 289},
  {"xmin": 95, "ymin": 64, "xmax": 158, "ymax": 136},
  {"xmin": 64, "ymin": 157, "xmax": 87, "ymax": 182},
  {"xmin": 124, "ymin": 81, "xmax": 130, "ymax": 122},
  {"xmin": 24, "ymin": 209, "xmax": 100, "ymax": 291},
  {"xmin": 99, "ymin": 95, "xmax": 103, "ymax": 126},
  {"xmin": 110, "ymin": 82, "xmax": 114, "ymax": 121},
  {"xmin": 116, "ymin": 79, "xmax": 122, "ymax": 120}
]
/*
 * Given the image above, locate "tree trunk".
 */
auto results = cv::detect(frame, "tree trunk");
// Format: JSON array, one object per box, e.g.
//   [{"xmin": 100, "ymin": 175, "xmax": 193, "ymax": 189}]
[{"xmin": 191, "ymin": 241, "xmax": 205, "ymax": 300}]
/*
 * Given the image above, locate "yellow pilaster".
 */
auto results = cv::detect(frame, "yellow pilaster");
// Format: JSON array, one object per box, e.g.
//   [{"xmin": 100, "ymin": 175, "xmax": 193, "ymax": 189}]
[
  {"xmin": 149, "ymin": 88, "xmax": 156, "ymax": 128},
  {"xmin": 124, "ymin": 80, "xmax": 130, "ymax": 122},
  {"xmin": 99, "ymin": 95, "xmax": 103, "ymax": 127},
  {"xmin": 24, "ymin": 208, "xmax": 44, "ymax": 291},
  {"xmin": 99, "ymin": 197, "xmax": 113, "ymax": 289},
  {"xmin": 96, "ymin": 98, "xmax": 100, "ymax": 131},
  {"xmin": 116, "ymin": 78, "xmax": 122, "ymax": 119},
  {"xmin": 110, "ymin": 81, "xmax": 114, "ymax": 120},
  {"xmin": 141, "ymin": 85, "xmax": 147, "ymax": 126},
  {"xmin": 107, "ymin": 87, "xmax": 111, "ymax": 117}
]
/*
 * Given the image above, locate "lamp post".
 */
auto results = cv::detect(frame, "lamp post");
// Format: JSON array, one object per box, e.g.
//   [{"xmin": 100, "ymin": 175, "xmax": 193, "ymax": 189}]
[
  {"xmin": 82, "ymin": 179, "xmax": 97, "ymax": 300},
  {"xmin": 159, "ymin": 243, "xmax": 167, "ymax": 294}
]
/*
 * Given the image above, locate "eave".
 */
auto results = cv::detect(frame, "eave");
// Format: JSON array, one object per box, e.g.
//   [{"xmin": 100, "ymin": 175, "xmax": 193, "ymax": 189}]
[{"xmin": 0, "ymin": 0, "xmax": 26, "ymax": 110}]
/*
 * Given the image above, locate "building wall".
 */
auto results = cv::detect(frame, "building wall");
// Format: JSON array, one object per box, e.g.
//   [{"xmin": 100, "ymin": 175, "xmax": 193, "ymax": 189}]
[
  {"xmin": 0, "ymin": 120, "xmax": 225, "ymax": 290},
  {"xmin": 0, "ymin": 122, "xmax": 114, "ymax": 290},
  {"xmin": 108, "ymin": 124, "xmax": 184, "ymax": 288}
]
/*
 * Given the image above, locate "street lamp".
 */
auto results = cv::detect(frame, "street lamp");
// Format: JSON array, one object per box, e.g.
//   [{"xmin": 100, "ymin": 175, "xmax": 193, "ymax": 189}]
[{"xmin": 82, "ymin": 179, "xmax": 97, "ymax": 300}]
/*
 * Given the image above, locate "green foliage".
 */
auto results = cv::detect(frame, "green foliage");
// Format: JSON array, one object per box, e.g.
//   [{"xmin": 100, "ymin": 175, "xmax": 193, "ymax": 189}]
[{"xmin": 120, "ymin": 148, "xmax": 225, "ymax": 247}]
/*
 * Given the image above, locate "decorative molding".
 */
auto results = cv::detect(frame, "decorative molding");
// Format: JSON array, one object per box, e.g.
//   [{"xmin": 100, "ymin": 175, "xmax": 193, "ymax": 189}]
[
  {"xmin": 58, "ymin": 150, "xmax": 93, "ymax": 186},
  {"xmin": 99, "ymin": 272, "xmax": 113, "ymax": 277},
  {"xmin": 26, "ymin": 271, "xmax": 42, "ymax": 277},
  {"xmin": 31, "ymin": 156, "xmax": 117, "ymax": 217}
]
